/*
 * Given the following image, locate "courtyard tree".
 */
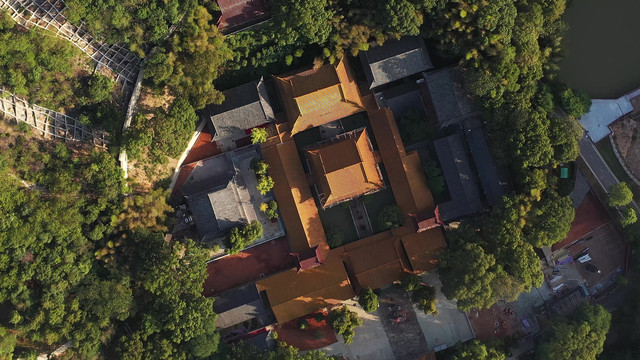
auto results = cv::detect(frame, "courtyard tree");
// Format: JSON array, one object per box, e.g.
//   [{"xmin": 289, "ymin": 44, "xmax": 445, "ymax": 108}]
[
  {"xmin": 325, "ymin": 225, "xmax": 344, "ymax": 248},
  {"xmin": 443, "ymin": 339, "xmax": 506, "ymax": 360},
  {"xmin": 251, "ymin": 127, "xmax": 269, "ymax": 144},
  {"xmin": 411, "ymin": 285, "xmax": 438, "ymax": 315},
  {"xmin": 225, "ymin": 221, "xmax": 264, "ymax": 254},
  {"xmin": 400, "ymin": 274, "xmax": 422, "ymax": 292},
  {"xmin": 378, "ymin": 205, "xmax": 403, "ymax": 230},
  {"xmin": 535, "ymin": 303, "xmax": 611, "ymax": 360},
  {"xmin": 256, "ymin": 175, "xmax": 275, "ymax": 195},
  {"xmin": 358, "ymin": 288, "xmax": 379, "ymax": 313},
  {"xmin": 608, "ymin": 182, "xmax": 634, "ymax": 207},
  {"xmin": 328, "ymin": 306, "xmax": 362, "ymax": 344}
]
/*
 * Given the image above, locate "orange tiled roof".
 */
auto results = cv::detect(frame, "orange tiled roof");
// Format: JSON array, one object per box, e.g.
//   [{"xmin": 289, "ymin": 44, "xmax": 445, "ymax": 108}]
[
  {"xmin": 369, "ymin": 108, "xmax": 435, "ymax": 214},
  {"xmin": 274, "ymin": 59, "xmax": 365, "ymax": 135},
  {"xmin": 306, "ymin": 128, "xmax": 384, "ymax": 208},
  {"xmin": 262, "ymin": 139, "xmax": 328, "ymax": 254},
  {"xmin": 400, "ymin": 227, "xmax": 447, "ymax": 272},
  {"xmin": 256, "ymin": 250, "xmax": 354, "ymax": 323}
]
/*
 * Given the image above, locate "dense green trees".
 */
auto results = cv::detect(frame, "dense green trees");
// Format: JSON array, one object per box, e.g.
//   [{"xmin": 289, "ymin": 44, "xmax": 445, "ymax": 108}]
[
  {"xmin": 0, "ymin": 132, "xmax": 220, "ymax": 358},
  {"xmin": 217, "ymin": 340, "xmax": 335, "ymax": 360},
  {"xmin": 535, "ymin": 303, "xmax": 611, "ymax": 360},
  {"xmin": 443, "ymin": 339, "xmax": 506, "ymax": 360},
  {"xmin": 225, "ymin": 220, "xmax": 264, "ymax": 254},
  {"xmin": 411, "ymin": 285, "xmax": 438, "ymax": 315},
  {"xmin": 440, "ymin": 193, "xmax": 573, "ymax": 310}
]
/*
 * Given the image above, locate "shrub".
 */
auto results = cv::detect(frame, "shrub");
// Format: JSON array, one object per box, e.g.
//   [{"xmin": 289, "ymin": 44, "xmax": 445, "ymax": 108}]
[
  {"xmin": 256, "ymin": 175, "xmax": 274, "ymax": 195},
  {"xmin": 297, "ymin": 318, "xmax": 309, "ymax": 330},
  {"xmin": 358, "ymin": 288, "xmax": 379, "ymax": 313},
  {"xmin": 250, "ymin": 158, "xmax": 269, "ymax": 175},
  {"xmin": 328, "ymin": 306, "xmax": 362, "ymax": 344},
  {"xmin": 260, "ymin": 200, "xmax": 279, "ymax": 220},
  {"xmin": 398, "ymin": 109, "xmax": 434, "ymax": 145},
  {"xmin": 314, "ymin": 312, "xmax": 325, "ymax": 322},
  {"xmin": 325, "ymin": 225, "xmax": 344, "ymax": 248},
  {"xmin": 378, "ymin": 205, "xmax": 403, "ymax": 230},
  {"xmin": 250, "ymin": 127, "xmax": 268, "ymax": 144},
  {"xmin": 400, "ymin": 274, "xmax": 422, "ymax": 292}
]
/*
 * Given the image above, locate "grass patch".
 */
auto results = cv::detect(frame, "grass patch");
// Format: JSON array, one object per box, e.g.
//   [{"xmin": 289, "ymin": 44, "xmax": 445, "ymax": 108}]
[
  {"xmin": 363, "ymin": 188, "xmax": 397, "ymax": 233},
  {"xmin": 595, "ymin": 139, "xmax": 640, "ymax": 200},
  {"xmin": 318, "ymin": 203, "xmax": 359, "ymax": 245}
]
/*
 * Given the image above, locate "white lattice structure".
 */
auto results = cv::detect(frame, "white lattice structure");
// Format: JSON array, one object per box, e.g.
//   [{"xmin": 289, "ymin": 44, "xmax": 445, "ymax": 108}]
[
  {"xmin": 0, "ymin": 0, "xmax": 141, "ymax": 86},
  {"xmin": 0, "ymin": 89, "xmax": 108, "ymax": 147}
]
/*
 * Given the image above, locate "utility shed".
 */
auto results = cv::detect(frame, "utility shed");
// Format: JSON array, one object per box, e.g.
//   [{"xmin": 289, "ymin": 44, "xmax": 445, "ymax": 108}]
[
  {"xmin": 201, "ymin": 79, "xmax": 275, "ymax": 142},
  {"xmin": 360, "ymin": 36, "xmax": 433, "ymax": 89},
  {"xmin": 463, "ymin": 117, "xmax": 511, "ymax": 206},
  {"xmin": 434, "ymin": 133, "xmax": 483, "ymax": 222},
  {"xmin": 213, "ymin": 283, "xmax": 274, "ymax": 329},
  {"xmin": 422, "ymin": 67, "xmax": 480, "ymax": 128}
]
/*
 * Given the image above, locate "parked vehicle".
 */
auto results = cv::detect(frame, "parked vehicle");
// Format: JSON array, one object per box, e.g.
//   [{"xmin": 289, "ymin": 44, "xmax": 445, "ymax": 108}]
[{"xmin": 584, "ymin": 263, "xmax": 602, "ymax": 274}]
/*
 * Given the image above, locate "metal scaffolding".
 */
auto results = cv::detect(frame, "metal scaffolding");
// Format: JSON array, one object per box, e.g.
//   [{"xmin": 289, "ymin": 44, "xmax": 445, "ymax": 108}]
[
  {"xmin": 0, "ymin": 0, "xmax": 141, "ymax": 86},
  {"xmin": 0, "ymin": 89, "xmax": 109, "ymax": 147}
]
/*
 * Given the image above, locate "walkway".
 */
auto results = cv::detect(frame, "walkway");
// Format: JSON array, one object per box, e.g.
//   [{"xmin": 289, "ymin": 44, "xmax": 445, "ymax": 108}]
[
  {"xmin": 0, "ymin": 89, "xmax": 108, "ymax": 147},
  {"xmin": 0, "ymin": 0, "xmax": 141, "ymax": 86},
  {"xmin": 579, "ymin": 135, "xmax": 639, "ymax": 211},
  {"xmin": 578, "ymin": 87, "xmax": 640, "ymax": 142}
]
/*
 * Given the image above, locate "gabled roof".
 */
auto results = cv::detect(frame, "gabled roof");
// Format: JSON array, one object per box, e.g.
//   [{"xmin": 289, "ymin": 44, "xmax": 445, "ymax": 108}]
[
  {"xmin": 434, "ymin": 133, "xmax": 484, "ymax": 222},
  {"xmin": 341, "ymin": 230, "xmax": 408, "ymax": 290},
  {"xmin": 306, "ymin": 128, "xmax": 384, "ymax": 208},
  {"xmin": 463, "ymin": 117, "xmax": 511, "ymax": 206},
  {"xmin": 256, "ymin": 252, "xmax": 354, "ymax": 324},
  {"xmin": 360, "ymin": 36, "xmax": 433, "ymax": 89},
  {"xmin": 400, "ymin": 228, "xmax": 446, "ymax": 273},
  {"xmin": 261, "ymin": 139, "xmax": 329, "ymax": 254},
  {"xmin": 422, "ymin": 67, "xmax": 480, "ymax": 128},
  {"xmin": 274, "ymin": 59, "xmax": 365, "ymax": 135},
  {"xmin": 213, "ymin": 283, "xmax": 273, "ymax": 329},
  {"xmin": 368, "ymin": 108, "xmax": 435, "ymax": 214},
  {"xmin": 217, "ymin": 0, "xmax": 270, "ymax": 33},
  {"xmin": 201, "ymin": 79, "xmax": 275, "ymax": 141}
]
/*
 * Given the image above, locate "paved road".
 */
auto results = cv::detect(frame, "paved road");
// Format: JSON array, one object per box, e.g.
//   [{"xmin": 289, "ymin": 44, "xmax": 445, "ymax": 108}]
[{"xmin": 579, "ymin": 135, "xmax": 640, "ymax": 211}]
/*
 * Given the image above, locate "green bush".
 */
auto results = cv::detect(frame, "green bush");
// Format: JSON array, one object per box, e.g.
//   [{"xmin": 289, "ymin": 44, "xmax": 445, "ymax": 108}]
[
  {"xmin": 314, "ymin": 312, "xmax": 325, "ymax": 322},
  {"xmin": 378, "ymin": 205, "xmax": 403, "ymax": 230},
  {"xmin": 297, "ymin": 318, "xmax": 309, "ymax": 330},
  {"xmin": 250, "ymin": 158, "xmax": 269, "ymax": 175},
  {"xmin": 259, "ymin": 200, "xmax": 279, "ymax": 220},
  {"xmin": 398, "ymin": 109, "xmax": 434, "ymax": 145},
  {"xmin": 358, "ymin": 288, "xmax": 379, "ymax": 313},
  {"xmin": 87, "ymin": 73, "xmax": 114, "ymax": 103},
  {"xmin": 251, "ymin": 127, "xmax": 268, "ymax": 144},
  {"xmin": 256, "ymin": 175, "xmax": 274, "ymax": 195},
  {"xmin": 621, "ymin": 208, "xmax": 637, "ymax": 227}
]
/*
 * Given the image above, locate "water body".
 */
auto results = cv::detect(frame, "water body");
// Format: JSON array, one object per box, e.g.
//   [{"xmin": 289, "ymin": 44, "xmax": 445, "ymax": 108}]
[{"xmin": 559, "ymin": 0, "xmax": 640, "ymax": 99}]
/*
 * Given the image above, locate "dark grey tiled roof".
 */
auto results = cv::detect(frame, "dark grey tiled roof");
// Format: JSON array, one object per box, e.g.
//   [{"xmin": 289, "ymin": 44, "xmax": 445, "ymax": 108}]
[
  {"xmin": 213, "ymin": 283, "xmax": 272, "ymax": 329},
  {"xmin": 434, "ymin": 133, "xmax": 483, "ymax": 222},
  {"xmin": 423, "ymin": 67, "xmax": 479, "ymax": 128},
  {"xmin": 360, "ymin": 36, "xmax": 433, "ymax": 89},
  {"xmin": 202, "ymin": 78, "xmax": 275, "ymax": 141},
  {"xmin": 182, "ymin": 153, "xmax": 243, "ymax": 241},
  {"xmin": 463, "ymin": 117, "xmax": 511, "ymax": 206}
]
